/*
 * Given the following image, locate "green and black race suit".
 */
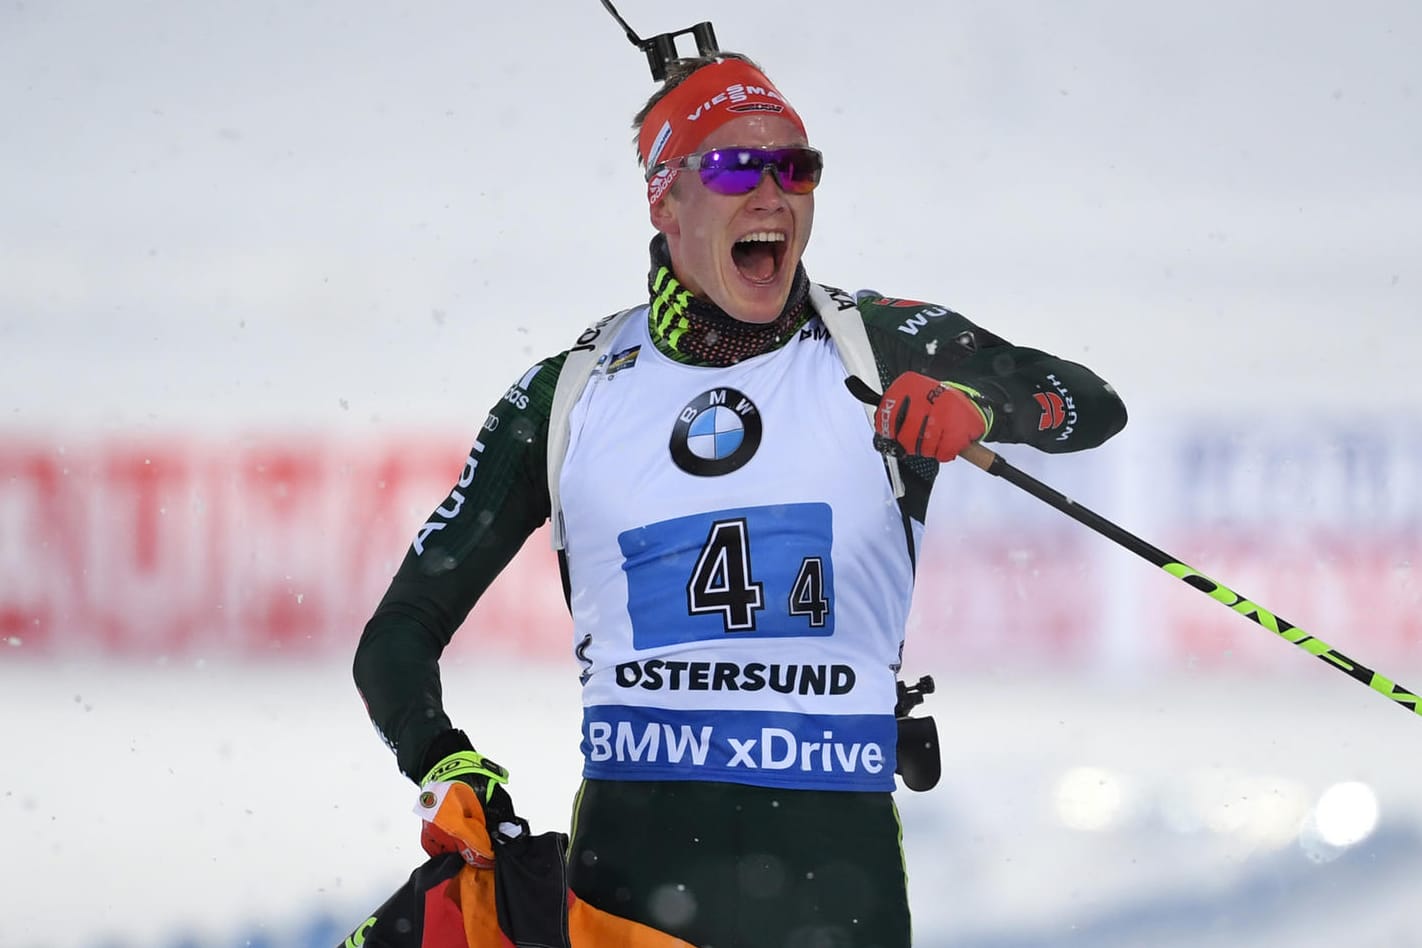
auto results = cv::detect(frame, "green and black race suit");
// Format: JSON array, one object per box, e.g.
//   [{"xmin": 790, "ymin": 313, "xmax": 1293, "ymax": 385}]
[{"xmin": 354, "ymin": 288, "xmax": 1127, "ymax": 783}]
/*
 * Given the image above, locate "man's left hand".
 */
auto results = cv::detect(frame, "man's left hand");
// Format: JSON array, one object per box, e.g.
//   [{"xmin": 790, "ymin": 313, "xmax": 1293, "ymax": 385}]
[{"xmin": 873, "ymin": 371, "xmax": 989, "ymax": 462}]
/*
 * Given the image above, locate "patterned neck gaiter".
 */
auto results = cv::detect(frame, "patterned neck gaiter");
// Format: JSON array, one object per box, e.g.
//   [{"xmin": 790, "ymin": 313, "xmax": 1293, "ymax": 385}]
[{"xmin": 645, "ymin": 235, "xmax": 813, "ymax": 367}]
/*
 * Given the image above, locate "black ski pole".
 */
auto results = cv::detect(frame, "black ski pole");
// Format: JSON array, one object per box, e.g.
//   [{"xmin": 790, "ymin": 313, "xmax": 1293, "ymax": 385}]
[{"xmin": 958, "ymin": 443, "xmax": 1422, "ymax": 718}]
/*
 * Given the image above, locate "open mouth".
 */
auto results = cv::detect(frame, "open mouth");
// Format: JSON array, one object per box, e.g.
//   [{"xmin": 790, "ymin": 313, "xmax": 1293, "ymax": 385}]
[{"xmin": 731, "ymin": 231, "xmax": 787, "ymax": 286}]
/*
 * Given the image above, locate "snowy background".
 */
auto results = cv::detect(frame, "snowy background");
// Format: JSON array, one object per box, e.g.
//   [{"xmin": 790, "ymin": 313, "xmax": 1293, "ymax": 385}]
[{"xmin": 3, "ymin": 1, "xmax": 1421, "ymax": 946}]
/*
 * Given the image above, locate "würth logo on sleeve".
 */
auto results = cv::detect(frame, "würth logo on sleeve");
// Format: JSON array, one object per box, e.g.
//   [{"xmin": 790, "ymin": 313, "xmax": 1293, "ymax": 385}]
[
  {"xmin": 1035, "ymin": 375, "xmax": 1078, "ymax": 440},
  {"xmin": 1034, "ymin": 392, "xmax": 1066, "ymax": 430}
]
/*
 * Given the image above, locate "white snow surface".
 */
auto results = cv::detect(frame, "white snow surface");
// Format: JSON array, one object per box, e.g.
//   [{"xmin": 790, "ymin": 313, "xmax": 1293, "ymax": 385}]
[{"xmin": 3, "ymin": 659, "xmax": 1420, "ymax": 948}]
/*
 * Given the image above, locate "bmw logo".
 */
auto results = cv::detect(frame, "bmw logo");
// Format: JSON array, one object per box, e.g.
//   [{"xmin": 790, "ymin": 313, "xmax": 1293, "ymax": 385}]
[{"xmin": 669, "ymin": 388, "xmax": 763, "ymax": 476}]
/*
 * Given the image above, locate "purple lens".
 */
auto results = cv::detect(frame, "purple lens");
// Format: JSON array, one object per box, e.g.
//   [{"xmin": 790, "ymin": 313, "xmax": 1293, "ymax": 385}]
[{"xmin": 693, "ymin": 147, "xmax": 823, "ymax": 195}]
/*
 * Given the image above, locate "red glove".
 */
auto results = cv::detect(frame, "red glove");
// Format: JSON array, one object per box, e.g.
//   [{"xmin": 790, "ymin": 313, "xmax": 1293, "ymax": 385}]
[{"xmin": 875, "ymin": 371, "xmax": 989, "ymax": 462}]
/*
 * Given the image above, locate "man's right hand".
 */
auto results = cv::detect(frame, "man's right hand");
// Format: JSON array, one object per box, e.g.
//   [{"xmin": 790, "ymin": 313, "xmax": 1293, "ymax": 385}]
[{"xmin": 421, "ymin": 745, "xmax": 516, "ymax": 831}]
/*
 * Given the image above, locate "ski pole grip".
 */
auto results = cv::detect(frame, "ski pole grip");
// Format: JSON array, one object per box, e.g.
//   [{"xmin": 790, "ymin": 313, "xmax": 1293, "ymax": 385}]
[{"xmin": 961, "ymin": 442, "xmax": 996, "ymax": 473}]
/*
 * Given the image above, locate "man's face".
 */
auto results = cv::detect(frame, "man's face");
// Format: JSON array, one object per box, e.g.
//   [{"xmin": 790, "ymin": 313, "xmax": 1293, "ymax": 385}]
[{"xmin": 650, "ymin": 114, "xmax": 815, "ymax": 325}]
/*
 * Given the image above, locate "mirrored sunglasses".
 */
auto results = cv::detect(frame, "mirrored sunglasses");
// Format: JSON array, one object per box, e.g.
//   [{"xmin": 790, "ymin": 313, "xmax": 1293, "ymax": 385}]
[{"xmin": 656, "ymin": 146, "xmax": 824, "ymax": 196}]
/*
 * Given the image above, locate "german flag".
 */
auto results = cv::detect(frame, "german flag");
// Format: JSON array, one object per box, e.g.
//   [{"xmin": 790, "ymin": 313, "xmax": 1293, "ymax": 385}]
[{"xmin": 340, "ymin": 781, "xmax": 691, "ymax": 948}]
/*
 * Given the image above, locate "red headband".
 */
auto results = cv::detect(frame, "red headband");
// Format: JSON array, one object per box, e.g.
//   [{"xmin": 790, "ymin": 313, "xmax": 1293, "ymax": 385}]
[{"xmin": 638, "ymin": 58, "xmax": 807, "ymax": 204}]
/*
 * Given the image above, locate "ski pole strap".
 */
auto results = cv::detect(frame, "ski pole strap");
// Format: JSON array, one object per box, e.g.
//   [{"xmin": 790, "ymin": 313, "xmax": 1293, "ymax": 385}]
[
  {"xmin": 421, "ymin": 749, "xmax": 510, "ymax": 802},
  {"xmin": 941, "ymin": 380, "xmax": 995, "ymax": 437}
]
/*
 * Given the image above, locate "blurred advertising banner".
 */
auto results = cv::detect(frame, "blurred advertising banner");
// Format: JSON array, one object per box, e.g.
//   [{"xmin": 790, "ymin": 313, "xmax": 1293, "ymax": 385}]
[
  {"xmin": 0, "ymin": 433, "xmax": 570, "ymax": 661},
  {"xmin": 1, "ymin": 425, "xmax": 1418, "ymax": 672}
]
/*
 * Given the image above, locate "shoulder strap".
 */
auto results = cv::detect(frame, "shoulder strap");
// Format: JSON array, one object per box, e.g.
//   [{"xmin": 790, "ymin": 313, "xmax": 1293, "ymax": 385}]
[
  {"xmin": 809, "ymin": 284, "xmax": 905, "ymax": 498},
  {"xmin": 548, "ymin": 290, "xmax": 903, "ymax": 549},
  {"xmin": 546, "ymin": 306, "xmax": 644, "ymax": 550}
]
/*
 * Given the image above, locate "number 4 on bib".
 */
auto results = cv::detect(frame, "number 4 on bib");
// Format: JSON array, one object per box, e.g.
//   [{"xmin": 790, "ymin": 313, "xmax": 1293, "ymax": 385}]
[{"xmin": 621, "ymin": 503, "xmax": 836, "ymax": 647}]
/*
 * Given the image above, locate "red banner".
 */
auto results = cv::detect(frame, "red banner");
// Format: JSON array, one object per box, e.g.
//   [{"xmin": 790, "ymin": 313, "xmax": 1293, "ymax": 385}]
[
  {"xmin": 2, "ymin": 436, "xmax": 1418, "ymax": 671},
  {"xmin": 0, "ymin": 436, "xmax": 569, "ymax": 660}
]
